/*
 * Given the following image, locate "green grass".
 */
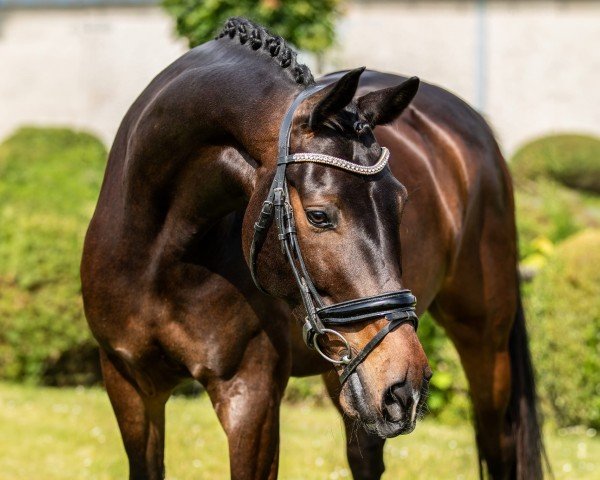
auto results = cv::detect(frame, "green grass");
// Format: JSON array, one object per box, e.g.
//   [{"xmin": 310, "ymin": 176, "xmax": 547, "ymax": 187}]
[{"xmin": 0, "ymin": 383, "xmax": 598, "ymax": 479}]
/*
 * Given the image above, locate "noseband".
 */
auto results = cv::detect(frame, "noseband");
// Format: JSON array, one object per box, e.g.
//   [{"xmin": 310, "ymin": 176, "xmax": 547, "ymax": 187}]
[{"xmin": 249, "ymin": 85, "xmax": 418, "ymax": 384}]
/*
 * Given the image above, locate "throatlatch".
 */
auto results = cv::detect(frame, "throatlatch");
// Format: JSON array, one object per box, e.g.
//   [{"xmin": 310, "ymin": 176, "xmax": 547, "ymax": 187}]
[{"xmin": 249, "ymin": 84, "xmax": 418, "ymax": 384}]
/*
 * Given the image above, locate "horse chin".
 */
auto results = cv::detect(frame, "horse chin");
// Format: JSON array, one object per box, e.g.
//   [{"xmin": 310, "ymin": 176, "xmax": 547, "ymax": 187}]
[
  {"xmin": 340, "ymin": 373, "xmax": 418, "ymax": 439},
  {"xmin": 365, "ymin": 419, "xmax": 416, "ymax": 438}
]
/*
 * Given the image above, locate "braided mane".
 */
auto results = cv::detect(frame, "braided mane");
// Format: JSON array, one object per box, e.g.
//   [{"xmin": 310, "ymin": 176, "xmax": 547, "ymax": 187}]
[{"xmin": 216, "ymin": 17, "xmax": 315, "ymax": 86}]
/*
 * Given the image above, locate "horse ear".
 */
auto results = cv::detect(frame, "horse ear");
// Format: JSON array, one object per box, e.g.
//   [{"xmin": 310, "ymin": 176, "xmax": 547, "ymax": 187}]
[
  {"xmin": 357, "ymin": 76, "xmax": 420, "ymax": 127},
  {"xmin": 309, "ymin": 67, "xmax": 365, "ymax": 129}
]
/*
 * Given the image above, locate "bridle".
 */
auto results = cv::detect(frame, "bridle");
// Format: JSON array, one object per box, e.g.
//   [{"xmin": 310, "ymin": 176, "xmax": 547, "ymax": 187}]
[{"xmin": 249, "ymin": 85, "xmax": 418, "ymax": 385}]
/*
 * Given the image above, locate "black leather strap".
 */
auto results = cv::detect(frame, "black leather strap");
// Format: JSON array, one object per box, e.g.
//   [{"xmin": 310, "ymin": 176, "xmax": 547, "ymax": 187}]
[
  {"xmin": 317, "ymin": 290, "xmax": 416, "ymax": 324},
  {"xmin": 339, "ymin": 311, "xmax": 418, "ymax": 384},
  {"xmin": 249, "ymin": 85, "xmax": 325, "ymax": 292}
]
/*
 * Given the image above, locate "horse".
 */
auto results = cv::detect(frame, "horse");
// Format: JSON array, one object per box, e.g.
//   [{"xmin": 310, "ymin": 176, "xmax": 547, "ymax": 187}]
[{"xmin": 81, "ymin": 17, "xmax": 543, "ymax": 480}]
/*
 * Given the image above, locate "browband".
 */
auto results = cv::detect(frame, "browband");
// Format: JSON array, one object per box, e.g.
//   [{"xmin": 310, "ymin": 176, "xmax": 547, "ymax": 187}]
[
  {"xmin": 249, "ymin": 84, "xmax": 418, "ymax": 384},
  {"xmin": 282, "ymin": 148, "xmax": 390, "ymax": 175}
]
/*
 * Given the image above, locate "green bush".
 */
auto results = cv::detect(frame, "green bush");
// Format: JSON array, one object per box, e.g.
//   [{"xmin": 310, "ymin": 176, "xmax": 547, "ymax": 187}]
[
  {"xmin": 162, "ymin": 0, "xmax": 341, "ymax": 54},
  {"xmin": 514, "ymin": 179, "xmax": 600, "ymax": 260},
  {"xmin": 511, "ymin": 134, "xmax": 600, "ymax": 194},
  {"xmin": 0, "ymin": 127, "xmax": 106, "ymax": 383},
  {"xmin": 418, "ymin": 314, "xmax": 470, "ymax": 422},
  {"xmin": 0, "ymin": 125, "xmax": 530, "ymax": 428},
  {"xmin": 528, "ymin": 229, "xmax": 600, "ymax": 428},
  {"xmin": 284, "ymin": 376, "xmax": 328, "ymax": 404}
]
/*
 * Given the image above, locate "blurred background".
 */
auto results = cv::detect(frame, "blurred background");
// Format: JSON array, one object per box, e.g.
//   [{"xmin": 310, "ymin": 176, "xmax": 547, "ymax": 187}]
[{"xmin": 0, "ymin": 1, "xmax": 599, "ymax": 478}]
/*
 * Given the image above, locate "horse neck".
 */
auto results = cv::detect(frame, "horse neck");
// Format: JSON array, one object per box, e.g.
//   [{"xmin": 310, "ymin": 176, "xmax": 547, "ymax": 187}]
[{"xmin": 107, "ymin": 56, "xmax": 302, "ymax": 261}]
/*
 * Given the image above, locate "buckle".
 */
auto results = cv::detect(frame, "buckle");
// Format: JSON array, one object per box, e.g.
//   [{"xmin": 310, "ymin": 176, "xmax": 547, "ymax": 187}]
[
  {"xmin": 302, "ymin": 320, "xmax": 316, "ymax": 349},
  {"xmin": 273, "ymin": 187, "xmax": 285, "ymax": 206},
  {"xmin": 254, "ymin": 200, "xmax": 273, "ymax": 232}
]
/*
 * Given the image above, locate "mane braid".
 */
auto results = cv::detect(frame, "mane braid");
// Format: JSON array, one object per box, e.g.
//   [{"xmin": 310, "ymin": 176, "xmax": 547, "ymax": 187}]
[{"xmin": 216, "ymin": 17, "xmax": 315, "ymax": 86}]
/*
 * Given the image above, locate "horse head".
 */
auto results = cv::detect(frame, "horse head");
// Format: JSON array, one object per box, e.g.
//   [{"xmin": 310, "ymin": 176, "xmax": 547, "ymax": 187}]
[{"xmin": 243, "ymin": 68, "xmax": 431, "ymax": 437}]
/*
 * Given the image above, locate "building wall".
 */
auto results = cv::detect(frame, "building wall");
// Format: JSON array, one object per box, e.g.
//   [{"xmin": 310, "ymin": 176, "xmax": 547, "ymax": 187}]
[
  {"xmin": 331, "ymin": 1, "xmax": 600, "ymax": 153},
  {"xmin": 1, "ymin": 1, "xmax": 599, "ymax": 154},
  {"xmin": 0, "ymin": 7, "xmax": 187, "ymax": 147}
]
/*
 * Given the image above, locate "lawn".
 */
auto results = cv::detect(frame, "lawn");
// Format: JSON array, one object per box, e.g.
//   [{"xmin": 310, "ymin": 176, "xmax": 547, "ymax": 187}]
[{"xmin": 0, "ymin": 382, "xmax": 597, "ymax": 479}]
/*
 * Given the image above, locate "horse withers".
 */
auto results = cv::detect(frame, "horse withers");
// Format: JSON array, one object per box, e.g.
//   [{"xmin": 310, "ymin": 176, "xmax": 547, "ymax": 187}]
[{"xmin": 81, "ymin": 17, "xmax": 543, "ymax": 480}]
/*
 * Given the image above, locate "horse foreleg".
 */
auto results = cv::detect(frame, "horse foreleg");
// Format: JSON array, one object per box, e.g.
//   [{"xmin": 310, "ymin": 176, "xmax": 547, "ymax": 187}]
[
  {"xmin": 100, "ymin": 349, "xmax": 171, "ymax": 480},
  {"xmin": 323, "ymin": 371, "xmax": 386, "ymax": 480},
  {"xmin": 206, "ymin": 336, "xmax": 288, "ymax": 480}
]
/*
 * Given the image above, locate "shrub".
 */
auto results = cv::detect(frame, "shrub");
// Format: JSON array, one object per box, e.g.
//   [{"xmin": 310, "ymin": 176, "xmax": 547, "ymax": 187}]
[
  {"xmin": 162, "ymin": 0, "xmax": 342, "ymax": 54},
  {"xmin": 511, "ymin": 134, "xmax": 600, "ymax": 194},
  {"xmin": 418, "ymin": 314, "xmax": 470, "ymax": 422},
  {"xmin": 0, "ymin": 127, "xmax": 106, "ymax": 383},
  {"xmin": 284, "ymin": 376, "xmax": 328, "ymax": 405},
  {"xmin": 528, "ymin": 229, "xmax": 600, "ymax": 428},
  {"xmin": 511, "ymin": 134, "xmax": 600, "ymax": 263},
  {"xmin": 0, "ymin": 126, "xmax": 485, "ymax": 425},
  {"xmin": 514, "ymin": 179, "xmax": 600, "ymax": 260}
]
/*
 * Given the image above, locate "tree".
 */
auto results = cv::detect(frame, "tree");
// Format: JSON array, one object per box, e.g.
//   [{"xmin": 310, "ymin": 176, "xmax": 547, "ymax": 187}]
[{"xmin": 162, "ymin": 0, "xmax": 342, "ymax": 55}]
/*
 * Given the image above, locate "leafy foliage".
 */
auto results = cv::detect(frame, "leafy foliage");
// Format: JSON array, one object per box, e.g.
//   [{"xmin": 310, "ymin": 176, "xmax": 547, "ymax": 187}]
[
  {"xmin": 511, "ymin": 134, "xmax": 600, "ymax": 194},
  {"xmin": 0, "ymin": 128, "xmax": 106, "ymax": 383},
  {"xmin": 2, "ymin": 125, "xmax": 598, "ymax": 436},
  {"xmin": 528, "ymin": 229, "xmax": 600, "ymax": 428},
  {"xmin": 418, "ymin": 314, "xmax": 470, "ymax": 421},
  {"xmin": 284, "ymin": 376, "xmax": 328, "ymax": 404},
  {"xmin": 514, "ymin": 179, "xmax": 600, "ymax": 261},
  {"xmin": 0, "ymin": 127, "xmax": 473, "ymax": 422},
  {"xmin": 162, "ymin": 0, "xmax": 342, "ymax": 54},
  {"xmin": 510, "ymin": 135, "xmax": 600, "ymax": 263}
]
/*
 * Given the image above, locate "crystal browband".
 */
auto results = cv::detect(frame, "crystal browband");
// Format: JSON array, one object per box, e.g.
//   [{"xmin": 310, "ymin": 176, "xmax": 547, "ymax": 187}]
[{"xmin": 283, "ymin": 147, "xmax": 390, "ymax": 175}]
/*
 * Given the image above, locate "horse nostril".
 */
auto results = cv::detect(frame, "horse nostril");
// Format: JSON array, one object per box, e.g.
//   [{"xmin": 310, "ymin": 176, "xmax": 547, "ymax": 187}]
[
  {"xmin": 390, "ymin": 381, "xmax": 413, "ymax": 409},
  {"xmin": 383, "ymin": 381, "xmax": 414, "ymax": 423}
]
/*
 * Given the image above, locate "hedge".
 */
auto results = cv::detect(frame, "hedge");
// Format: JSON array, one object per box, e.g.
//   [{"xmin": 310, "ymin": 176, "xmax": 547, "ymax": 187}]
[
  {"xmin": 510, "ymin": 135, "xmax": 600, "ymax": 262},
  {"xmin": 514, "ymin": 179, "xmax": 600, "ymax": 261},
  {"xmin": 511, "ymin": 133, "xmax": 600, "ymax": 194},
  {"xmin": 0, "ymin": 127, "xmax": 106, "ymax": 384},
  {"xmin": 528, "ymin": 229, "xmax": 600, "ymax": 428}
]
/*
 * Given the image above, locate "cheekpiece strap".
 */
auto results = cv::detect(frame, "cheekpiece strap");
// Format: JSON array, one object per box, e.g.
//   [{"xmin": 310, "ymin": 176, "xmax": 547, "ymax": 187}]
[
  {"xmin": 277, "ymin": 85, "xmax": 327, "ymax": 161},
  {"xmin": 249, "ymin": 85, "xmax": 325, "ymax": 292}
]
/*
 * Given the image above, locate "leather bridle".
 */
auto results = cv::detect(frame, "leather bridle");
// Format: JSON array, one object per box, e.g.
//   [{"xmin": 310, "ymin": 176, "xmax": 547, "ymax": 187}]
[{"xmin": 249, "ymin": 85, "xmax": 418, "ymax": 384}]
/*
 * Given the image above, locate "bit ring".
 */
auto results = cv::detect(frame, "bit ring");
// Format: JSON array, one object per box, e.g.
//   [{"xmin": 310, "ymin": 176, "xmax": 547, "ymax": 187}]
[{"xmin": 312, "ymin": 328, "xmax": 352, "ymax": 365}]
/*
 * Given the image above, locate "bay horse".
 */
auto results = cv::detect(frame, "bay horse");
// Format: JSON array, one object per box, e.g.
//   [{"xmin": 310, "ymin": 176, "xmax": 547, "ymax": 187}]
[{"xmin": 81, "ymin": 17, "xmax": 543, "ymax": 480}]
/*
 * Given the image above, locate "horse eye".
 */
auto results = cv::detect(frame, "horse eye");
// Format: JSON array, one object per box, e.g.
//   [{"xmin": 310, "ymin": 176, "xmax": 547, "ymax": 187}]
[
  {"xmin": 306, "ymin": 210, "xmax": 331, "ymax": 228},
  {"xmin": 354, "ymin": 121, "xmax": 370, "ymax": 135}
]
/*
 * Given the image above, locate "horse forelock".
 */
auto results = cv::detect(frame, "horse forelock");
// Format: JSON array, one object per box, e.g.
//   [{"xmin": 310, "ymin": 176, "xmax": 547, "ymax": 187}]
[{"xmin": 216, "ymin": 17, "xmax": 315, "ymax": 86}]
